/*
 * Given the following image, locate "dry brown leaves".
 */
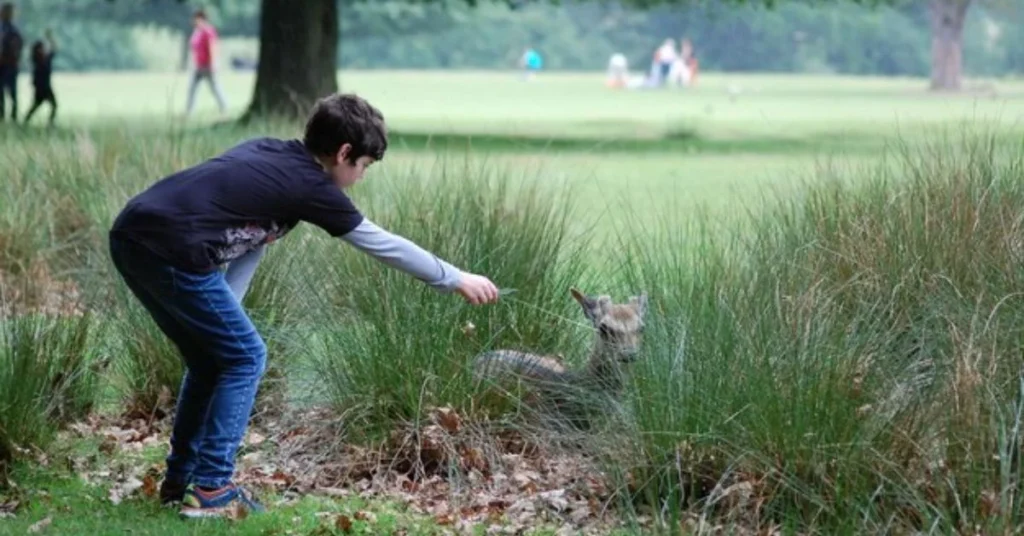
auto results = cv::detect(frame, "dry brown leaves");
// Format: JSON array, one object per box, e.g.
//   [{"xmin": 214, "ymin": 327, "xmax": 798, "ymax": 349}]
[
  {"xmin": 61, "ymin": 413, "xmax": 170, "ymax": 506},
  {"xmin": 57, "ymin": 404, "xmax": 775, "ymax": 533},
  {"xmin": 309, "ymin": 510, "xmax": 378, "ymax": 535},
  {"xmin": 229, "ymin": 405, "xmax": 622, "ymax": 534},
  {"xmin": 67, "ymin": 413, "xmax": 167, "ymax": 456},
  {"xmin": 0, "ymin": 497, "xmax": 20, "ymax": 519},
  {"xmin": 26, "ymin": 515, "xmax": 52, "ymax": 533},
  {"xmin": 0, "ymin": 261, "xmax": 85, "ymax": 318}
]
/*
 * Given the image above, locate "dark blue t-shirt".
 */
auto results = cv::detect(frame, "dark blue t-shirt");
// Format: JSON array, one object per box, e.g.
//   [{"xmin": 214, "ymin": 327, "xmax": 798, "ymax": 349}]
[{"xmin": 110, "ymin": 137, "xmax": 364, "ymax": 272}]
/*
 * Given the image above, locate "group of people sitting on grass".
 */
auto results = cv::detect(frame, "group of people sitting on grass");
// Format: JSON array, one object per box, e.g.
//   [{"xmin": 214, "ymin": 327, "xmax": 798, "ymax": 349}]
[
  {"xmin": 0, "ymin": 2, "xmax": 58, "ymax": 126},
  {"xmin": 606, "ymin": 37, "xmax": 700, "ymax": 90}
]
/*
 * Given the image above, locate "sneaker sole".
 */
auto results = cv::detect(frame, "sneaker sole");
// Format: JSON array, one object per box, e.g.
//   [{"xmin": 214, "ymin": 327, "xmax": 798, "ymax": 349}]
[{"xmin": 179, "ymin": 506, "xmax": 235, "ymax": 519}]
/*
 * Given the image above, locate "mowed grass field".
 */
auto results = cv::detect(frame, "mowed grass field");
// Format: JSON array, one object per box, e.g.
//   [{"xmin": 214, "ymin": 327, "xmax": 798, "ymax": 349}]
[
  {"xmin": 20, "ymin": 69, "xmax": 1024, "ymax": 233},
  {"xmin": 39, "ymin": 69, "xmax": 1024, "ymax": 139}
]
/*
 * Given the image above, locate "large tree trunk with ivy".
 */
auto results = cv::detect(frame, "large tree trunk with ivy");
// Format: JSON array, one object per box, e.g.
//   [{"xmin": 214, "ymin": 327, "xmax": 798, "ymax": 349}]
[
  {"xmin": 243, "ymin": 0, "xmax": 338, "ymax": 120},
  {"xmin": 929, "ymin": 0, "xmax": 971, "ymax": 91}
]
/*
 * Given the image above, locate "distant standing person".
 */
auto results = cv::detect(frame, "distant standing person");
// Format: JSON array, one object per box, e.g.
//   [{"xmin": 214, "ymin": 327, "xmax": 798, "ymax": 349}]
[
  {"xmin": 24, "ymin": 29, "xmax": 57, "ymax": 126},
  {"xmin": 185, "ymin": 8, "xmax": 227, "ymax": 117},
  {"xmin": 519, "ymin": 47, "xmax": 542, "ymax": 80},
  {"xmin": 0, "ymin": 2, "xmax": 23, "ymax": 122}
]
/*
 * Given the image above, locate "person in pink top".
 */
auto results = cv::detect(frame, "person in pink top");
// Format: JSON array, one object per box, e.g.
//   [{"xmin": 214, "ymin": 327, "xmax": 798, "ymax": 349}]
[{"xmin": 185, "ymin": 8, "xmax": 227, "ymax": 117}]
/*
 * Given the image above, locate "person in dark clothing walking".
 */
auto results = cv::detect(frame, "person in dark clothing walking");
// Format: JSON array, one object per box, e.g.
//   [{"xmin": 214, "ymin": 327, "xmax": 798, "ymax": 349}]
[
  {"xmin": 24, "ymin": 29, "xmax": 56, "ymax": 126},
  {"xmin": 0, "ymin": 2, "xmax": 23, "ymax": 122}
]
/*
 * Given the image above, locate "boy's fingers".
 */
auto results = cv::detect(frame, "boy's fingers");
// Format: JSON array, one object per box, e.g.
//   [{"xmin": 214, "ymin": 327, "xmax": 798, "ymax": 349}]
[{"xmin": 459, "ymin": 276, "xmax": 500, "ymax": 305}]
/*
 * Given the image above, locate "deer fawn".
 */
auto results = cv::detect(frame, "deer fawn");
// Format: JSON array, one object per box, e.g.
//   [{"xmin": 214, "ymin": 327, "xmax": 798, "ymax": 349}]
[{"xmin": 472, "ymin": 287, "xmax": 648, "ymax": 428}]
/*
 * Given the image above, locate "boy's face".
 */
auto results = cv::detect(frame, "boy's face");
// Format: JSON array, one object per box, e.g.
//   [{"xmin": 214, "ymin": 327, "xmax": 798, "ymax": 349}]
[{"xmin": 331, "ymin": 144, "xmax": 375, "ymax": 189}]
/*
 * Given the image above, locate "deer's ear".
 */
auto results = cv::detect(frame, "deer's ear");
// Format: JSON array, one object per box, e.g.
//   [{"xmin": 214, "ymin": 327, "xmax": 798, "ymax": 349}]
[
  {"xmin": 631, "ymin": 292, "xmax": 649, "ymax": 317},
  {"xmin": 571, "ymin": 287, "xmax": 603, "ymax": 321}
]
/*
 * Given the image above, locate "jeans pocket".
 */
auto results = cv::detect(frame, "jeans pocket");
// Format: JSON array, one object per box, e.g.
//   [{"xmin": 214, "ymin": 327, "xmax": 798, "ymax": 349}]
[{"xmin": 112, "ymin": 239, "xmax": 177, "ymax": 291}]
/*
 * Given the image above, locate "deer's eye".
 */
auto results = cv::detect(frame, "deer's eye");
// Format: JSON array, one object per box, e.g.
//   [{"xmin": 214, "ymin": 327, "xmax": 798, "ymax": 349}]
[{"xmin": 599, "ymin": 325, "xmax": 614, "ymax": 338}]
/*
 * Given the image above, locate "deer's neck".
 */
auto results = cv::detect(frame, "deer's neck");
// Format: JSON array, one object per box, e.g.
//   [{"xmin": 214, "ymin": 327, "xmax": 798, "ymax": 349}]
[{"xmin": 583, "ymin": 343, "xmax": 625, "ymax": 394}]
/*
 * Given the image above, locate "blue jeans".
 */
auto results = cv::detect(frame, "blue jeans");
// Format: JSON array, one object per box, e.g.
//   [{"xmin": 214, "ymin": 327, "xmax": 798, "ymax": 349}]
[{"xmin": 109, "ymin": 236, "xmax": 266, "ymax": 489}]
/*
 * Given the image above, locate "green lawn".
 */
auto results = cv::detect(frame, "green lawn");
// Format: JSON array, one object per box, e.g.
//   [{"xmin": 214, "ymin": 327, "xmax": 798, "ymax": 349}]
[
  {"xmin": 335, "ymin": 70, "xmax": 1024, "ymax": 141},
  {"xmin": 36, "ymin": 70, "xmax": 1024, "ymax": 141},
  {"xmin": 378, "ymin": 150, "xmax": 821, "ymax": 240},
  {"xmin": 23, "ymin": 69, "xmax": 1019, "ymax": 227}
]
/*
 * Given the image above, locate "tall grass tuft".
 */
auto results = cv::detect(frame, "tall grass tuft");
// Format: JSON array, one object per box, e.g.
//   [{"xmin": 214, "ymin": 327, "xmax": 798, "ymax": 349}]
[
  {"xmin": 612, "ymin": 129, "xmax": 1024, "ymax": 532},
  {"xmin": 110, "ymin": 283, "xmax": 185, "ymax": 419},
  {"xmin": 241, "ymin": 243, "xmax": 309, "ymax": 418},
  {"xmin": 0, "ymin": 310, "xmax": 102, "ymax": 480},
  {"xmin": 304, "ymin": 156, "xmax": 595, "ymax": 437}
]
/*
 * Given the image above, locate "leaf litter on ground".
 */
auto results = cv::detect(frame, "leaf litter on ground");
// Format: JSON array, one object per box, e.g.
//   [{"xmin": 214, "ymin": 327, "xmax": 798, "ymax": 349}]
[{"xmin": 55, "ymin": 405, "xmax": 635, "ymax": 533}]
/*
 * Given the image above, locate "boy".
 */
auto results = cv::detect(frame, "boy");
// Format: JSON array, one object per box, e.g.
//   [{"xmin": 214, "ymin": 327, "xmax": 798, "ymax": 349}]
[
  {"xmin": 24, "ymin": 28, "xmax": 56, "ymax": 126},
  {"xmin": 108, "ymin": 93, "xmax": 500, "ymax": 519}
]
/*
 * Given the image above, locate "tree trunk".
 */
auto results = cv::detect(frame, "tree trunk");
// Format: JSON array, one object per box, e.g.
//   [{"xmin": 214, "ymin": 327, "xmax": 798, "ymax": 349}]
[
  {"xmin": 929, "ymin": 0, "xmax": 970, "ymax": 91},
  {"xmin": 243, "ymin": 0, "xmax": 338, "ymax": 120}
]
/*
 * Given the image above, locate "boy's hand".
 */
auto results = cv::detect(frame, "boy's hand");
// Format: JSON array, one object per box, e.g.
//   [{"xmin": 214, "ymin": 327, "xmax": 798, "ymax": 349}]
[{"xmin": 455, "ymin": 273, "xmax": 500, "ymax": 305}]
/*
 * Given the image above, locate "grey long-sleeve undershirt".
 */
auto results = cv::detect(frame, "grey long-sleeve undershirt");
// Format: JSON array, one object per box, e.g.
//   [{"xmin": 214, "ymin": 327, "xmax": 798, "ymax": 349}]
[
  {"xmin": 224, "ymin": 243, "xmax": 266, "ymax": 301},
  {"xmin": 223, "ymin": 218, "xmax": 463, "ymax": 303},
  {"xmin": 340, "ymin": 218, "xmax": 463, "ymax": 292}
]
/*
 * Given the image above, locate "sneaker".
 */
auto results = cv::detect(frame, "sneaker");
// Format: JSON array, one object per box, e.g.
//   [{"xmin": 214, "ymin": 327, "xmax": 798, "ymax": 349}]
[
  {"xmin": 159, "ymin": 479, "xmax": 188, "ymax": 505},
  {"xmin": 179, "ymin": 483, "xmax": 265, "ymax": 519}
]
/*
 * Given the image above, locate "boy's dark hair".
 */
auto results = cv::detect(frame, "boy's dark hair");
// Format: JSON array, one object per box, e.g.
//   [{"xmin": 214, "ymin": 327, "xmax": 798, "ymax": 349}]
[
  {"xmin": 193, "ymin": 8, "xmax": 206, "ymax": 20},
  {"xmin": 303, "ymin": 93, "xmax": 388, "ymax": 163}
]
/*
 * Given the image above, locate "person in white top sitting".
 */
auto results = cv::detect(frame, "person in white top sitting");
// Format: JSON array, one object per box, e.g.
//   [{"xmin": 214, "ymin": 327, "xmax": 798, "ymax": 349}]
[{"xmin": 606, "ymin": 53, "xmax": 629, "ymax": 88}]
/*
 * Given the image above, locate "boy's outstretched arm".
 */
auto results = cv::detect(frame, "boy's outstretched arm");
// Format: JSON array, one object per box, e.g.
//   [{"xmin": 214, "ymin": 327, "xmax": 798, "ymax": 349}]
[{"xmin": 340, "ymin": 218, "xmax": 499, "ymax": 305}]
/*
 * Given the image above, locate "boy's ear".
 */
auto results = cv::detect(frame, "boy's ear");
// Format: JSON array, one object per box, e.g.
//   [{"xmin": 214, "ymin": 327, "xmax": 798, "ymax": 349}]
[{"xmin": 336, "ymin": 143, "xmax": 352, "ymax": 164}]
